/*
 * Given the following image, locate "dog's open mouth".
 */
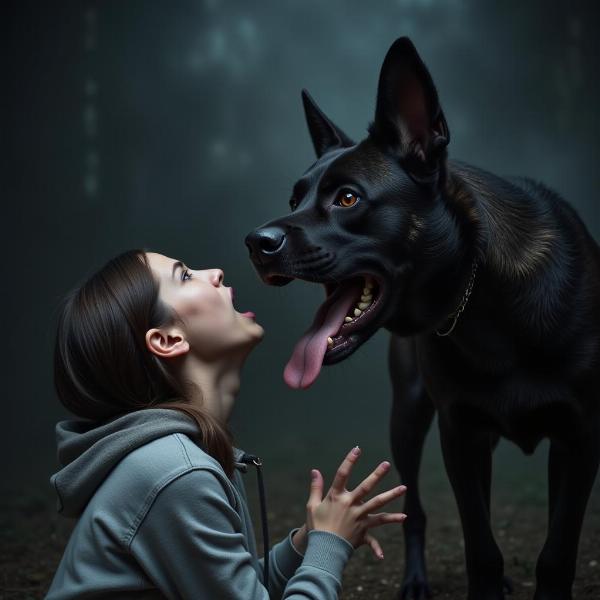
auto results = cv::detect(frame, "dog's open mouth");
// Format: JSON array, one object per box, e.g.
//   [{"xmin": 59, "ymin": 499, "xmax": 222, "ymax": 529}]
[{"xmin": 282, "ymin": 274, "xmax": 385, "ymax": 389}]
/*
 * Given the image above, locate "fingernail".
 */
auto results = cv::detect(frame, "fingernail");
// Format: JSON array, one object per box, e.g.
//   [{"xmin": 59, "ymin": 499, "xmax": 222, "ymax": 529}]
[
  {"xmin": 378, "ymin": 552, "xmax": 384, "ymax": 559},
  {"xmin": 311, "ymin": 469, "xmax": 318, "ymax": 480},
  {"xmin": 381, "ymin": 461, "xmax": 390, "ymax": 469},
  {"xmin": 352, "ymin": 446, "xmax": 361, "ymax": 455},
  {"xmin": 401, "ymin": 514, "xmax": 407, "ymax": 520}
]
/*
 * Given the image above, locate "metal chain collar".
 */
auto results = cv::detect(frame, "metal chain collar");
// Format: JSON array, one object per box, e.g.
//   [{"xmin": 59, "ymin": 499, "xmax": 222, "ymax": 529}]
[{"xmin": 435, "ymin": 258, "xmax": 478, "ymax": 337}]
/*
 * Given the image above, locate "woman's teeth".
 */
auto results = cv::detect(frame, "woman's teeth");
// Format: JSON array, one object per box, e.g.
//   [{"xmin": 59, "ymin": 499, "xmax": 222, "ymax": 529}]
[{"xmin": 327, "ymin": 278, "xmax": 375, "ymax": 349}]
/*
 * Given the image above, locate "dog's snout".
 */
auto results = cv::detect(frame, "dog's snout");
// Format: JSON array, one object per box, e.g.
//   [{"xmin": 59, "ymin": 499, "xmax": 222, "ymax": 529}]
[{"xmin": 245, "ymin": 226, "xmax": 286, "ymax": 258}]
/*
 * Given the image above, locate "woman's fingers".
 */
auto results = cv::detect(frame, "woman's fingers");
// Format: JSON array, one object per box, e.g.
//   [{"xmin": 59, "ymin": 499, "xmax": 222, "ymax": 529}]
[
  {"xmin": 349, "ymin": 460, "xmax": 391, "ymax": 502},
  {"xmin": 363, "ymin": 533, "xmax": 384, "ymax": 560},
  {"xmin": 307, "ymin": 469, "xmax": 324, "ymax": 506},
  {"xmin": 329, "ymin": 446, "xmax": 361, "ymax": 494},
  {"xmin": 364, "ymin": 512, "xmax": 407, "ymax": 529},
  {"xmin": 358, "ymin": 485, "xmax": 407, "ymax": 515}
]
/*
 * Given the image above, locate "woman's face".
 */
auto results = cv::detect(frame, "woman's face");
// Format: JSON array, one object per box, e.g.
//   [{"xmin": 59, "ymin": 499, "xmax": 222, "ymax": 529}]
[{"xmin": 145, "ymin": 252, "xmax": 264, "ymax": 361}]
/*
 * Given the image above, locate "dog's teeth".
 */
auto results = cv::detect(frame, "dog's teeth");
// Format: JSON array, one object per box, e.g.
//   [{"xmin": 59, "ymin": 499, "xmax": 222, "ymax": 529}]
[
  {"xmin": 362, "ymin": 287, "xmax": 371, "ymax": 295},
  {"xmin": 358, "ymin": 301, "xmax": 370, "ymax": 310},
  {"xmin": 354, "ymin": 308, "xmax": 362, "ymax": 317},
  {"xmin": 360, "ymin": 294, "xmax": 372, "ymax": 302},
  {"xmin": 344, "ymin": 316, "xmax": 353, "ymax": 323},
  {"xmin": 327, "ymin": 336, "xmax": 333, "ymax": 346}
]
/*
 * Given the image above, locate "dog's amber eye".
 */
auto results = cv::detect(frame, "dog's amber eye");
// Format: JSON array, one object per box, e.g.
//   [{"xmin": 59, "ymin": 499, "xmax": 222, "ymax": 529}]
[{"xmin": 337, "ymin": 190, "xmax": 360, "ymax": 207}]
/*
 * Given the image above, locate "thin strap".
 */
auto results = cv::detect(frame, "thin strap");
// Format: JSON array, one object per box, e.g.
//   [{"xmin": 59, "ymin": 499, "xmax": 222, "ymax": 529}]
[{"xmin": 240, "ymin": 453, "xmax": 270, "ymax": 594}]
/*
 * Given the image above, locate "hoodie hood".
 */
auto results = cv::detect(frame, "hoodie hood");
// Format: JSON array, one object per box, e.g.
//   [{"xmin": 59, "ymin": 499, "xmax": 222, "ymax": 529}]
[{"xmin": 50, "ymin": 408, "xmax": 245, "ymax": 518}]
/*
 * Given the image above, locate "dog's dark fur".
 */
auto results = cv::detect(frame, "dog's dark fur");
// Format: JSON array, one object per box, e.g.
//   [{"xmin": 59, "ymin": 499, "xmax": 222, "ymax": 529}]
[{"xmin": 245, "ymin": 37, "xmax": 600, "ymax": 600}]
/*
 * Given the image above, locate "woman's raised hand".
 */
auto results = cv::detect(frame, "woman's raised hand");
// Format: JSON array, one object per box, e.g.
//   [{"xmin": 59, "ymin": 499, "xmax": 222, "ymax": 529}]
[{"xmin": 305, "ymin": 446, "xmax": 407, "ymax": 559}]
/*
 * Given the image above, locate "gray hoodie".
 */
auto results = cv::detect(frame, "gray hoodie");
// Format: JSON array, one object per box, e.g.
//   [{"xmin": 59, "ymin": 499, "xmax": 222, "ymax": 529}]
[{"xmin": 46, "ymin": 408, "xmax": 354, "ymax": 599}]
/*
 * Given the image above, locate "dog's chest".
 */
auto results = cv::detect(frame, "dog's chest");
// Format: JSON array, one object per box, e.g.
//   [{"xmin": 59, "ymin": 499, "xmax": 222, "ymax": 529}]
[{"xmin": 416, "ymin": 334, "xmax": 586, "ymax": 450}]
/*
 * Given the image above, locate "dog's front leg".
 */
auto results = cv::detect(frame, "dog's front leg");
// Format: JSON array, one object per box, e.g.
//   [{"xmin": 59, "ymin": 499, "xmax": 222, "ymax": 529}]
[
  {"xmin": 438, "ymin": 411, "xmax": 504, "ymax": 600},
  {"xmin": 534, "ymin": 430, "xmax": 600, "ymax": 600},
  {"xmin": 389, "ymin": 335, "xmax": 435, "ymax": 599}
]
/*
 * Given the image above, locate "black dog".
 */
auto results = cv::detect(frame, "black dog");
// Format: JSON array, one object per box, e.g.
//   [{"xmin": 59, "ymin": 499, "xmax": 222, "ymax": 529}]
[{"xmin": 245, "ymin": 37, "xmax": 600, "ymax": 600}]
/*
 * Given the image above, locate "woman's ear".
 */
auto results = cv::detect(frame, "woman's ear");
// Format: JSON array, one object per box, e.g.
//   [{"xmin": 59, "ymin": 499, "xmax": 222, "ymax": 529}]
[{"xmin": 145, "ymin": 327, "xmax": 190, "ymax": 359}]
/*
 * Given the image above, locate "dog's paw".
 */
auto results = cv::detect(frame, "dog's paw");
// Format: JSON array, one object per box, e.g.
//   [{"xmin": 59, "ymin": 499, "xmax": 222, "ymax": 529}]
[{"xmin": 398, "ymin": 575, "xmax": 432, "ymax": 600}]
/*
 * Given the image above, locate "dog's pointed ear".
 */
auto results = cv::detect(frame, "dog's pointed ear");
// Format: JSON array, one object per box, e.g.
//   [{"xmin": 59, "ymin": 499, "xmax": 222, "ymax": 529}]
[
  {"xmin": 370, "ymin": 37, "xmax": 449, "ymax": 171},
  {"xmin": 302, "ymin": 89, "xmax": 354, "ymax": 158}
]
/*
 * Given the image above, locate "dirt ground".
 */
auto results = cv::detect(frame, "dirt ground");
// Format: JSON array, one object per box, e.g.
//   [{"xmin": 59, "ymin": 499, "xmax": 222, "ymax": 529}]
[{"xmin": 1, "ymin": 456, "xmax": 598, "ymax": 600}]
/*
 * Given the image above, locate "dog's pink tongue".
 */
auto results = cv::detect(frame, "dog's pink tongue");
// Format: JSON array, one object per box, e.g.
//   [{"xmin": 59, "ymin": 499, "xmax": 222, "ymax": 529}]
[{"xmin": 284, "ymin": 283, "xmax": 360, "ymax": 389}]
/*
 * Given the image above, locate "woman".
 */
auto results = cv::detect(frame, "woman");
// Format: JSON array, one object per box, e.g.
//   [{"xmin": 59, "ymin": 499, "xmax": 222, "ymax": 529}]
[{"xmin": 46, "ymin": 249, "xmax": 407, "ymax": 599}]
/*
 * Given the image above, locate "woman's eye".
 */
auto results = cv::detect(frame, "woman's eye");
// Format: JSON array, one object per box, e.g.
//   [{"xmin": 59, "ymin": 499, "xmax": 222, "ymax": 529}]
[
  {"xmin": 182, "ymin": 269, "xmax": 193, "ymax": 281},
  {"xmin": 335, "ymin": 190, "xmax": 360, "ymax": 208}
]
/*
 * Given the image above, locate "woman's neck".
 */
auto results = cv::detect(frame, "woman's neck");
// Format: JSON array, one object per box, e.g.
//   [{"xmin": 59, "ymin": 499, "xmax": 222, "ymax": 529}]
[{"xmin": 177, "ymin": 348, "xmax": 250, "ymax": 423}]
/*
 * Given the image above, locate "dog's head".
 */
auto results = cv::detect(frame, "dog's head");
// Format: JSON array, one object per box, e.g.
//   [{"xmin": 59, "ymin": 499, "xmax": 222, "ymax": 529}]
[{"xmin": 245, "ymin": 37, "xmax": 451, "ymax": 389}]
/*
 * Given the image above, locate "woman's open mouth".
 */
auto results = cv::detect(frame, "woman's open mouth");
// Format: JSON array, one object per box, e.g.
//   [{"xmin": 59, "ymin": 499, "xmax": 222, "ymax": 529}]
[{"xmin": 282, "ymin": 274, "xmax": 386, "ymax": 389}]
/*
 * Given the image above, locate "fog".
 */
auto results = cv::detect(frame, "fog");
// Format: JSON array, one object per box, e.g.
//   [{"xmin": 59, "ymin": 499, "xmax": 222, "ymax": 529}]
[{"xmin": 4, "ymin": 0, "xmax": 599, "ymax": 497}]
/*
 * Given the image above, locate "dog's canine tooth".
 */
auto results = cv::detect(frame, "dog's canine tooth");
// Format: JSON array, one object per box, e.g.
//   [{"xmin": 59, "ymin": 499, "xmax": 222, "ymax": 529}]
[
  {"xmin": 358, "ymin": 301, "xmax": 370, "ymax": 310},
  {"xmin": 344, "ymin": 316, "xmax": 353, "ymax": 323},
  {"xmin": 360, "ymin": 294, "xmax": 372, "ymax": 302},
  {"xmin": 354, "ymin": 308, "xmax": 362, "ymax": 317},
  {"xmin": 327, "ymin": 337, "xmax": 333, "ymax": 346}
]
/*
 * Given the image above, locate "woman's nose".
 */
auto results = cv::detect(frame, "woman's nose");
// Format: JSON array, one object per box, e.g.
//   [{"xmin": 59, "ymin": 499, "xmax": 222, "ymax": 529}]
[{"xmin": 211, "ymin": 269, "xmax": 224, "ymax": 286}]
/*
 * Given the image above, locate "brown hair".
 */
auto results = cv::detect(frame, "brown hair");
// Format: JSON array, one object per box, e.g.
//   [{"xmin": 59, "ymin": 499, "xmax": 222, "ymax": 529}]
[{"xmin": 53, "ymin": 249, "xmax": 235, "ymax": 477}]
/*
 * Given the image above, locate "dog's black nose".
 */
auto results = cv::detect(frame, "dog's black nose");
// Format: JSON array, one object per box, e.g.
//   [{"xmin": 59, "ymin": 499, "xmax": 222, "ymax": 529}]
[{"xmin": 245, "ymin": 226, "xmax": 286, "ymax": 258}]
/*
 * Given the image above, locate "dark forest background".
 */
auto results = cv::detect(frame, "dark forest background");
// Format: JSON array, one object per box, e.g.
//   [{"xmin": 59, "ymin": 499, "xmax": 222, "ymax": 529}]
[{"xmin": 2, "ymin": 1, "xmax": 600, "ymax": 594}]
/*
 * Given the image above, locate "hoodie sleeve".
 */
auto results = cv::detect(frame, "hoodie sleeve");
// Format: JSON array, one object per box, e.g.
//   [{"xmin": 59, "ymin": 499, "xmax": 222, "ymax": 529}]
[
  {"xmin": 258, "ymin": 527, "xmax": 304, "ymax": 598},
  {"xmin": 129, "ymin": 468, "xmax": 354, "ymax": 599}
]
